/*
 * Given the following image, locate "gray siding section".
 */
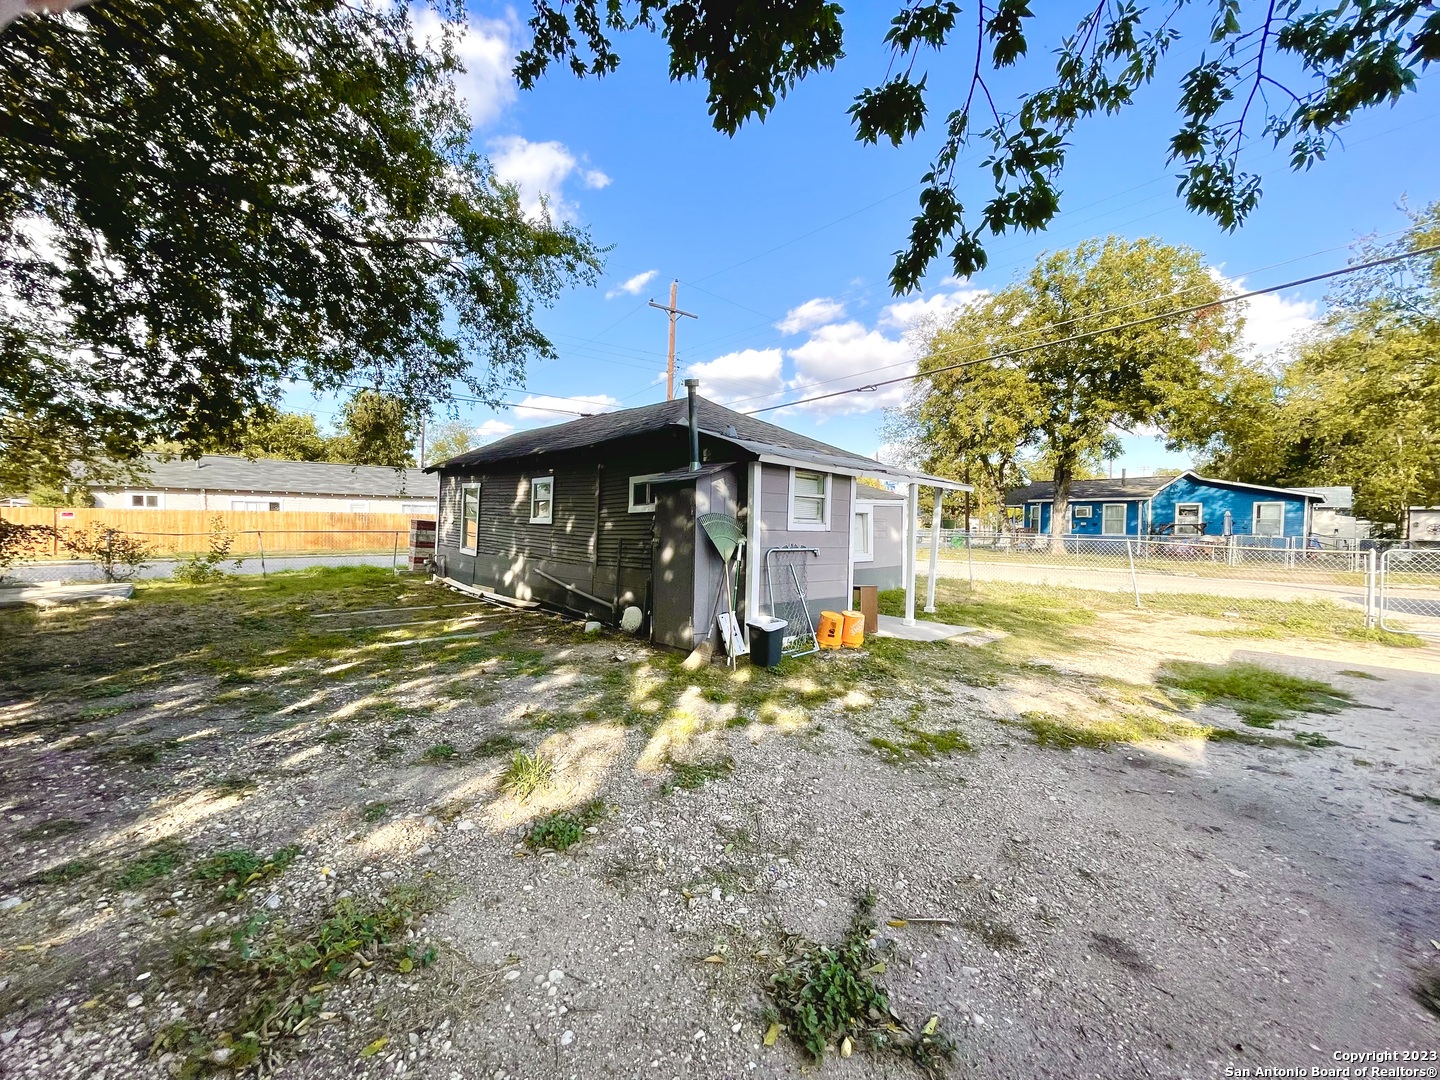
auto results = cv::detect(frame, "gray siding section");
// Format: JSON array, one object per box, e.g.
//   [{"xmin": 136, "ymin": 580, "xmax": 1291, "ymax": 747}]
[
  {"xmin": 756, "ymin": 463, "xmax": 852, "ymax": 620},
  {"xmin": 854, "ymin": 500, "xmax": 905, "ymax": 591}
]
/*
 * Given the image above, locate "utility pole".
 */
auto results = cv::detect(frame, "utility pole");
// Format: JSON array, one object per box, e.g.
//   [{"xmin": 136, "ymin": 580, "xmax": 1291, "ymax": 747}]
[{"xmin": 648, "ymin": 280, "xmax": 697, "ymax": 399}]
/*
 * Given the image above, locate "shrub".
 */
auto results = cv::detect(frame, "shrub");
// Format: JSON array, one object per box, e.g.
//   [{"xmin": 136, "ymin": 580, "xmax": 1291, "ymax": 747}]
[
  {"xmin": 172, "ymin": 516, "xmax": 238, "ymax": 584},
  {"xmin": 60, "ymin": 524, "xmax": 154, "ymax": 582}
]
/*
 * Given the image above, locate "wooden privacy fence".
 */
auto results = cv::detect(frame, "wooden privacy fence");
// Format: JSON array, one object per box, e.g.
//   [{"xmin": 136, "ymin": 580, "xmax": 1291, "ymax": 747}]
[{"xmin": 0, "ymin": 508, "xmax": 416, "ymax": 556}]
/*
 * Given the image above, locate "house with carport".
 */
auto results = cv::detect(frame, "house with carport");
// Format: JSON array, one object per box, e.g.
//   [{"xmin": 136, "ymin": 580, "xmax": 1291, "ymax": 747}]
[{"xmin": 425, "ymin": 385, "xmax": 967, "ymax": 653}]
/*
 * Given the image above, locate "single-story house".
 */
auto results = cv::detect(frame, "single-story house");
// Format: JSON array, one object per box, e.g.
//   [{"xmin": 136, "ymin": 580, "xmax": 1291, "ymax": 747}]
[
  {"xmin": 1005, "ymin": 471, "xmax": 1323, "ymax": 541},
  {"xmin": 853, "ymin": 485, "xmax": 908, "ymax": 592},
  {"xmin": 89, "ymin": 455, "xmax": 437, "ymax": 515},
  {"xmin": 425, "ymin": 385, "xmax": 967, "ymax": 652}
]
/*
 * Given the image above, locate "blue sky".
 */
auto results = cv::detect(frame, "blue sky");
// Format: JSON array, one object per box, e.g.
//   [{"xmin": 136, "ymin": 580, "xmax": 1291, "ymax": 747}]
[{"xmin": 289, "ymin": 4, "xmax": 1440, "ymax": 475}]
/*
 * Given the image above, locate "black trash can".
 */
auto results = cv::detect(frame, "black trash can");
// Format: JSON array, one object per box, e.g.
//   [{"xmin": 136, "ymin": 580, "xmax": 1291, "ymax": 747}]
[{"xmin": 746, "ymin": 616, "xmax": 786, "ymax": 668}]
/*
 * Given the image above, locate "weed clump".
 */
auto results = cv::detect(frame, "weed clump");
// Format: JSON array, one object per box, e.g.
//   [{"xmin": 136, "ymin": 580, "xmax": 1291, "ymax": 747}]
[
  {"xmin": 473, "ymin": 732, "xmax": 525, "ymax": 758},
  {"xmin": 524, "ymin": 800, "xmax": 608, "ymax": 852},
  {"xmin": 417, "ymin": 742, "xmax": 458, "ymax": 764},
  {"xmin": 500, "ymin": 750, "xmax": 554, "ymax": 800},
  {"xmin": 115, "ymin": 839, "xmax": 187, "ymax": 889},
  {"xmin": 158, "ymin": 885, "xmax": 436, "ymax": 1074},
  {"xmin": 193, "ymin": 845, "xmax": 299, "ymax": 901},
  {"xmin": 766, "ymin": 892, "xmax": 953, "ymax": 1075},
  {"xmin": 870, "ymin": 707, "xmax": 971, "ymax": 762}
]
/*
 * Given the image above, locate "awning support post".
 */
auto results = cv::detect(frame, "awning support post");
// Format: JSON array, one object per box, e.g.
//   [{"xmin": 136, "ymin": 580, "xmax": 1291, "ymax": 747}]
[
  {"xmin": 925, "ymin": 490, "xmax": 942, "ymax": 614},
  {"xmin": 904, "ymin": 482, "xmax": 919, "ymax": 626}
]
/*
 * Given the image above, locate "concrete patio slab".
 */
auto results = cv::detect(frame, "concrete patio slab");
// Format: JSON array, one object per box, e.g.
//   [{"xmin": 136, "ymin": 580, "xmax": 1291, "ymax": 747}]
[{"xmin": 873, "ymin": 613, "xmax": 978, "ymax": 642}]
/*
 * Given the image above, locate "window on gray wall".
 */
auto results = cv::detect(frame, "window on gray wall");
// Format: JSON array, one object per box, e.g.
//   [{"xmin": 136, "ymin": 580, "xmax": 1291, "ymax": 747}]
[{"xmin": 461, "ymin": 483, "xmax": 481, "ymax": 552}]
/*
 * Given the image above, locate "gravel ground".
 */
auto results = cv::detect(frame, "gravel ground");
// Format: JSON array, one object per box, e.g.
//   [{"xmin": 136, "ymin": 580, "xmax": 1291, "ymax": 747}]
[{"xmin": 0, "ymin": 573, "xmax": 1436, "ymax": 1080}]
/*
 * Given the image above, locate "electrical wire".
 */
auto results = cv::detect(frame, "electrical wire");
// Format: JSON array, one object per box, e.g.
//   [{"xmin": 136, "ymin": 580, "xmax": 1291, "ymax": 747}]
[{"xmin": 742, "ymin": 242, "xmax": 1440, "ymax": 416}]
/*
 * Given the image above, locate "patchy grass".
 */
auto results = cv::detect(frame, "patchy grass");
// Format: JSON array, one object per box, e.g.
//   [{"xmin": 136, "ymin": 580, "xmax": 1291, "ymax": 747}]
[
  {"xmin": 524, "ymin": 800, "xmax": 608, "ymax": 852},
  {"xmin": 361, "ymin": 801, "xmax": 390, "ymax": 824},
  {"xmin": 16, "ymin": 817, "xmax": 85, "ymax": 841},
  {"xmin": 1011, "ymin": 709, "xmax": 1211, "ymax": 751},
  {"xmin": 667, "ymin": 757, "xmax": 735, "ymax": 789},
  {"xmin": 499, "ymin": 750, "xmax": 554, "ymax": 801},
  {"xmin": 209, "ymin": 774, "xmax": 258, "ymax": 799},
  {"xmin": 417, "ymin": 742, "xmax": 458, "ymax": 765},
  {"xmin": 34, "ymin": 859, "xmax": 98, "ymax": 885},
  {"xmin": 766, "ymin": 892, "xmax": 954, "ymax": 1075},
  {"xmin": 1338, "ymin": 669, "xmax": 1382, "ymax": 680},
  {"xmin": 1394, "ymin": 788, "xmax": 1440, "ymax": 808},
  {"xmin": 1157, "ymin": 661, "xmax": 1354, "ymax": 728},
  {"xmin": 869, "ymin": 706, "xmax": 971, "ymax": 762},
  {"xmin": 159, "ymin": 884, "xmax": 436, "ymax": 1075},
  {"xmin": 1293, "ymin": 730, "xmax": 1342, "ymax": 748},
  {"xmin": 192, "ymin": 845, "xmax": 299, "ymax": 901},
  {"xmin": 473, "ymin": 732, "xmax": 525, "ymax": 759},
  {"xmin": 114, "ymin": 839, "xmax": 187, "ymax": 889}
]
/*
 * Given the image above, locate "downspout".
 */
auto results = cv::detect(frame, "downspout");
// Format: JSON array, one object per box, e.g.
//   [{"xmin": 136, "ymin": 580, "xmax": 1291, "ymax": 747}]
[{"xmin": 685, "ymin": 378, "xmax": 700, "ymax": 472}]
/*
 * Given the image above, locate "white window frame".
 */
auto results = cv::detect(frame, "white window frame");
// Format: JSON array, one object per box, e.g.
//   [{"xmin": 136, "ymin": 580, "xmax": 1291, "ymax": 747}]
[
  {"xmin": 348, "ymin": 502, "xmax": 373, "ymax": 514},
  {"xmin": 401, "ymin": 502, "xmax": 435, "ymax": 517},
  {"xmin": 787, "ymin": 468, "xmax": 831, "ymax": 531},
  {"xmin": 129, "ymin": 492, "xmax": 163, "ymax": 509},
  {"xmin": 1175, "ymin": 501, "xmax": 1203, "ymax": 527},
  {"xmin": 1101, "ymin": 503, "xmax": 1128, "ymax": 536},
  {"xmin": 1071, "ymin": 504, "xmax": 1094, "ymax": 520},
  {"xmin": 1253, "ymin": 500, "xmax": 1285, "ymax": 537},
  {"xmin": 230, "ymin": 498, "xmax": 280, "ymax": 512},
  {"xmin": 628, "ymin": 473, "xmax": 661, "ymax": 514},
  {"xmin": 529, "ymin": 476, "xmax": 554, "ymax": 525},
  {"xmin": 460, "ymin": 482, "xmax": 481, "ymax": 553},
  {"xmin": 852, "ymin": 505, "xmax": 874, "ymax": 563}
]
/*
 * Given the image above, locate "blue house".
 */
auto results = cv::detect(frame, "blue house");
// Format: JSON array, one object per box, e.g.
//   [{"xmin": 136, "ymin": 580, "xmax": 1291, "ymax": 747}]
[{"xmin": 1004, "ymin": 471, "xmax": 1322, "ymax": 542}]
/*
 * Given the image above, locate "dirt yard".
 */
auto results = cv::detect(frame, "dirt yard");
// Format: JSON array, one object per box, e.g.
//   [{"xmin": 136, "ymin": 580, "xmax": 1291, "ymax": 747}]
[{"xmin": 0, "ymin": 567, "xmax": 1436, "ymax": 1080}]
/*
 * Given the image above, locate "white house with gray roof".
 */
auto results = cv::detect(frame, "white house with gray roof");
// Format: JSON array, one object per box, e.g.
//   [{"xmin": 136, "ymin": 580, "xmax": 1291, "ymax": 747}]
[{"xmin": 89, "ymin": 455, "xmax": 437, "ymax": 515}]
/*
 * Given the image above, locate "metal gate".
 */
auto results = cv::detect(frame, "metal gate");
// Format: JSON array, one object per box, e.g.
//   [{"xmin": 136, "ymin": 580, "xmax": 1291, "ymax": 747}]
[{"xmin": 1379, "ymin": 547, "xmax": 1440, "ymax": 636}]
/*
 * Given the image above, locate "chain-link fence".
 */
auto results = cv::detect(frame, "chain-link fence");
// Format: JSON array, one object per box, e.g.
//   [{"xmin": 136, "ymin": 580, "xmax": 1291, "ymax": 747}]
[
  {"xmin": 1, "ymin": 528, "xmax": 412, "ymax": 585},
  {"xmin": 915, "ymin": 532, "xmax": 1393, "ymax": 632},
  {"xmin": 1379, "ymin": 547, "xmax": 1440, "ymax": 637}
]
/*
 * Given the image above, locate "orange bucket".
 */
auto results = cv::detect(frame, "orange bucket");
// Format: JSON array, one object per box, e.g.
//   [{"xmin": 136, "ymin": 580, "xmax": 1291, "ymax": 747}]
[
  {"xmin": 816, "ymin": 610, "xmax": 844, "ymax": 650},
  {"xmin": 840, "ymin": 609, "xmax": 865, "ymax": 648}
]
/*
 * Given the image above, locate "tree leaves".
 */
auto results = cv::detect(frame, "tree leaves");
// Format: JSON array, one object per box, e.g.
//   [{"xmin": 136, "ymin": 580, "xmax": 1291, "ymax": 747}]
[
  {"xmin": 1, "ymin": 0, "xmax": 601, "ymax": 492},
  {"xmin": 516, "ymin": 1, "xmax": 1436, "ymax": 291}
]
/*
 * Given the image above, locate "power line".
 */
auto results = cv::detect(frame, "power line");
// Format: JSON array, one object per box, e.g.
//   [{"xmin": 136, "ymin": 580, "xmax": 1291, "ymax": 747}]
[{"xmin": 743, "ymin": 242, "xmax": 1440, "ymax": 416}]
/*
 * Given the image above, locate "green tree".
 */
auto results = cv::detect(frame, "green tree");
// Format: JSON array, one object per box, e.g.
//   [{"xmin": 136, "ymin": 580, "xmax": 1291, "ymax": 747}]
[
  {"xmin": 1204, "ymin": 203, "xmax": 1440, "ymax": 526},
  {"xmin": 327, "ymin": 391, "xmax": 418, "ymax": 468},
  {"xmin": 897, "ymin": 236, "xmax": 1257, "ymax": 545},
  {"xmin": 1, "ymin": 0, "xmax": 601, "ymax": 493},
  {"xmin": 519, "ymin": 1, "xmax": 1439, "ymax": 291},
  {"xmin": 202, "ymin": 410, "xmax": 333, "ymax": 462},
  {"xmin": 426, "ymin": 419, "xmax": 479, "ymax": 466}
]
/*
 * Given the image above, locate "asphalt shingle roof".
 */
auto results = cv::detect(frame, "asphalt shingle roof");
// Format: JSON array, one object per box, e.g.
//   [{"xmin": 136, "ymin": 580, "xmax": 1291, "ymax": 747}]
[
  {"xmin": 1004, "ymin": 476, "xmax": 1173, "ymax": 505},
  {"xmin": 96, "ymin": 455, "xmax": 436, "ymax": 498},
  {"xmin": 429, "ymin": 395, "xmax": 887, "ymax": 475}
]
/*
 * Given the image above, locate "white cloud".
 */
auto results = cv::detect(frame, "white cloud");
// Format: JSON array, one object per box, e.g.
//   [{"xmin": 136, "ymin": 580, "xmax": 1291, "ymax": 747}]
[
  {"xmin": 488, "ymin": 136, "xmax": 608, "ymax": 222},
  {"xmin": 606, "ymin": 269, "xmax": 659, "ymax": 300},
  {"xmin": 686, "ymin": 348, "xmax": 785, "ymax": 405},
  {"xmin": 472, "ymin": 419, "xmax": 515, "ymax": 444},
  {"xmin": 511, "ymin": 393, "xmax": 620, "ymax": 422},
  {"xmin": 1238, "ymin": 291, "xmax": 1319, "ymax": 361},
  {"xmin": 776, "ymin": 297, "xmax": 846, "ymax": 335},
  {"xmin": 410, "ymin": 8, "xmax": 517, "ymax": 129},
  {"xmin": 785, "ymin": 321, "xmax": 915, "ymax": 419},
  {"xmin": 879, "ymin": 284, "xmax": 988, "ymax": 332}
]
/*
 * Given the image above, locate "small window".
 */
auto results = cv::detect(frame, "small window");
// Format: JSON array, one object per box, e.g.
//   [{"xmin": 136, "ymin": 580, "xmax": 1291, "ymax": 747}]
[
  {"xmin": 529, "ymin": 476, "xmax": 553, "ymax": 525},
  {"xmin": 1071, "ymin": 505, "xmax": 1093, "ymax": 519},
  {"xmin": 461, "ymin": 483, "xmax": 480, "ymax": 551},
  {"xmin": 231, "ymin": 498, "xmax": 280, "ymax": 512},
  {"xmin": 401, "ymin": 502, "xmax": 434, "ymax": 516},
  {"xmin": 790, "ymin": 469, "xmax": 829, "ymax": 530},
  {"xmin": 348, "ymin": 502, "xmax": 372, "ymax": 514},
  {"xmin": 628, "ymin": 474, "xmax": 660, "ymax": 513},
  {"xmin": 130, "ymin": 493, "xmax": 160, "ymax": 508},
  {"xmin": 853, "ymin": 507, "xmax": 874, "ymax": 562},
  {"xmin": 1254, "ymin": 501, "xmax": 1285, "ymax": 536}
]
